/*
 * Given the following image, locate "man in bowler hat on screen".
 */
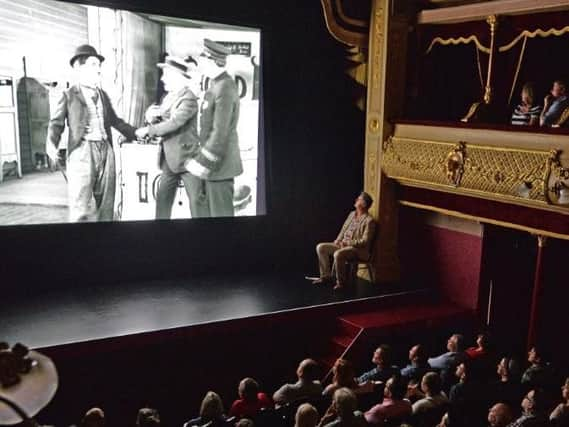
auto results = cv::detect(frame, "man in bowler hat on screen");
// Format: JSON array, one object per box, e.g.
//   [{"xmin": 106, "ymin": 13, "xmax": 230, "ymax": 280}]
[
  {"xmin": 47, "ymin": 44, "xmax": 136, "ymax": 222},
  {"xmin": 185, "ymin": 39, "xmax": 243, "ymax": 217}
]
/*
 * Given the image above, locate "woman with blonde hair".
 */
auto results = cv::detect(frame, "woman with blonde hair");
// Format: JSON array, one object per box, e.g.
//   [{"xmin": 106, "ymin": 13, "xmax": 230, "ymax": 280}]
[
  {"xmin": 184, "ymin": 391, "xmax": 227, "ymax": 427},
  {"xmin": 295, "ymin": 403, "xmax": 320, "ymax": 427}
]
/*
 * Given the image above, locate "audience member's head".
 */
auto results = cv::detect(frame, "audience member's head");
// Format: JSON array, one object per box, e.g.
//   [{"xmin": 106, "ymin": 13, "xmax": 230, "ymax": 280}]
[
  {"xmin": 200, "ymin": 391, "xmax": 224, "ymax": 421},
  {"xmin": 295, "ymin": 403, "xmax": 319, "ymax": 427},
  {"xmin": 384, "ymin": 374, "xmax": 407, "ymax": 400},
  {"xmin": 81, "ymin": 408, "xmax": 105, "ymax": 427},
  {"xmin": 527, "ymin": 346, "xmax": 546, "ymax": 366},
  {"xmin": 238, "ymin": 378, "xmax": 260, "ymax": 402},
  {"xmin": 332, "ymin": 387, "xmax": 358, "ymax": 419},
  {"xmin": 497, "ymin": 357, "xmax": 521, "ymax": 381},
  {"xmin": 521, "ymin": 389, "xmax": 547, "ymax": 416},
  {"xmin": 562, "ymin": 377, "xmax": 569, "ymax": 403},
  {"xmin": 236, "ymin": 419, "xmax": 254, "ymax": 427},
  {"xmin": 487, "ymin": 403, "xmax": 513, "ymax": 427},
  {"xmin": 421, "ymin": 372, "xmax": 443, "ymax": 396},
  {"xmin": 297, "ymin": 359, "xmax": 319, "ymax": 382},
  {"xmin": 455, "ymin": 362, "xmax": 469, "ymax": 382},
  {"xmin": 447, "ymin": 334, "xmax": 465, "ymax": 353},
  {"xmin": 332, "ymin": 359, "xmax": 356, "ymax": 388},
  {"xmin": 136, "ymin": 408, "xmax": 160, "ymax": 427},
  {"xmin": 356, "ymin": 191, "xmax": 373, "ymax": 211},
  {"xmin": 551, "ymin": 80, "xmax": 567, "ymax": 98},
  {"xmin": 409, "ymin": 344, "xmax": 427, "ymax": 366},
  {"xmin": 372, "ymin": 344, "xmax": 393, "ymax": 368},
  {"xmin": 475, "ymin": 332, "xmax": 492, "ymax": 351}
]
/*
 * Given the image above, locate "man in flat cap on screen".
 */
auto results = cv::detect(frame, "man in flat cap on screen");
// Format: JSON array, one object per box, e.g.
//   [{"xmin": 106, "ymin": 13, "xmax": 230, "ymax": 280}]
[
  {"xmin": 47, "ymin": 44, "xmax": 136, "ymax": 222},
  {"xmin": 185, "ymin": 39, "xmax": 243, "ymax": 217}
]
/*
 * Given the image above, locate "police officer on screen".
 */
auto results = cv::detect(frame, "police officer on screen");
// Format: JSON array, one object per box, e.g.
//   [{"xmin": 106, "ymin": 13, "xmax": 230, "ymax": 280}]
[{"xmin": 185, "ymin": 39, "xmax": 243, "ymax": 217}]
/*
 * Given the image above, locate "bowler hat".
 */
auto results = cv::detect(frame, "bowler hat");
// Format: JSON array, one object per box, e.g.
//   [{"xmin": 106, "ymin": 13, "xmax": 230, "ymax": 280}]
[{"xmin": 70, "ymin": 44, "xmax": 105, "ymax": 66}]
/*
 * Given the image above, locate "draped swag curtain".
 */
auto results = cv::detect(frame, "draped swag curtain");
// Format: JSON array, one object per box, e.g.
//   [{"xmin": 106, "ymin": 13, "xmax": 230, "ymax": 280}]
[{"xmin": 409, "ymin": 10, "xmax": 569, "ymax": 123}]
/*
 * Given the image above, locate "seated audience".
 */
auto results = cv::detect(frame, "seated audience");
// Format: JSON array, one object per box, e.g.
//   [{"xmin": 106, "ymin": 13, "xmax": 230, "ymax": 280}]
[
  {"xmin": 319, "ymin": 387, "xmax": 366, "ymax": 427},
  {"xmin": 491, "ymin": 357, "xmax": 524, "ymax": 412},
  {"xmin": 550, "ymin": 377, "xmax": 569, "ymax": 426},
  {"xmin": 295, "ymin": 403, "xmax": 320, "ymax": 427},
  {"xmin": 428, "ymin": 334, "xmax": 466, "ymax": 390},
  {"xmin": 137, "ymin": 408, "xmax": 161, "ymax": 427},
  {"xmin": 401, "ymin": 344, "xmax": 431, "ymax": 383},
  {"xmin": 357, "ymin": 344, "xmax": 399, "ymax": 385},
  {"xmin": 511, "ymin": 82, "xmax": 542, "ymax": 126},
  {"xmin": 487, "ymin": 403, "xmax": 514, "ymax": 427},
  {"xmin": 447, "ymin": 361, "xmax": 486, "ymax": 427},
  {"xmin": 229, "ymin": 377, "xmax": 273, "ymax": 419},
  {"xmin": 509, "ymin": 388, "xmax": 550, "ymax": 427},
  {"xmin": 521, "ymin": 346, "xmax": 553, "ymax": 390},
  {"xmin": 81, "ymin": 407, "xmax": 105, "ymax": 427},
  {"xmin": 364, "ymin": 374, "xmax": 412, "ymax": 426},
  {"xmin": 185, "ymin": 391, "xmax": 228, "ymax": 427},
  {"xmin": 323, "ymin": 359, "xmax": 363, "ymax": 398},
  {"xmin": 311, "ymin": 192, "xmax": 376, "ymax": 290},
  {"xmin": 274, "ymin": 358, "xmax": 322, "ymax": 406},
  {"xmin": 540, "ymin": 80, "xmax": 569, "ymax": 126},
  {"xmin": 465, "ymin": 332, "xmax": 492, "ymax": 360},
  {"xmin": 412, "ymin": 372, "xmax": 448, "ymax": 418}
]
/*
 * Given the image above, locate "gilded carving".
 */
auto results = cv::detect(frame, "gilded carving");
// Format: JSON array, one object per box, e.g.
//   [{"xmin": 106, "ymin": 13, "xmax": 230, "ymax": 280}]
[{"xmin": 381, "ymin": 136, "xmax": 569, "ymax": 210}]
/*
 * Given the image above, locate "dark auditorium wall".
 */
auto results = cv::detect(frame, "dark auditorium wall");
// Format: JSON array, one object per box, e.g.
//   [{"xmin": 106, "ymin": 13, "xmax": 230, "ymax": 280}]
[
  {"xmin": 399, "ymin": 207, "xmax": 483, "ymax": 311},
  {"xmin": 0, "ymin": 0, "xmax": 365, "ymax": 290}
]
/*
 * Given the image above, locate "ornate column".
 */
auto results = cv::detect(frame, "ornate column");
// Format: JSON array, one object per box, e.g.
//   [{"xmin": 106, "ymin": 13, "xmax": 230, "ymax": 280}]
[
  {"xmin": 365, "ymin": 0, "xmax": 408, "ymax": 282},
  {"xmin": 527, "ymin": 235, "xmax": 547, "ymax": 349}
]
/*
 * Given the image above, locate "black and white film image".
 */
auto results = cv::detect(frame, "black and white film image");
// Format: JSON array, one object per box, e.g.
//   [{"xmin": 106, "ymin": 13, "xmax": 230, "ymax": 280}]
[{"xmin": 0, "ymin": 0, "xmax": 261, "ymax": 225}]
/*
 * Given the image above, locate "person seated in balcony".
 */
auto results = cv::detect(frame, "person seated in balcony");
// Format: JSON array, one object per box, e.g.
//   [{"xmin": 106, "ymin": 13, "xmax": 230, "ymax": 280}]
[
  {"xmin": 550, "ymin": 377, "xmax": 569, "ymax": 426},
  {"xmin": 311, "ymin": 192, "xmax": 377, "ymax": 290},
  {"xmin": 401, "ymin": 344, "xmax": 431, "ymax": 384},
  {"xmin": 487, "ymin": 403, "xmax": 514, "ymax": 427},
  {"xmin": 540, "ymin": 80, "xmax": 569, "ymax": 127},
  {"xmin": 323, "ymin": 359, "xmax": 365, "ymax": 398},
  {"xmin": 511, "ymin": 83, "xmax": 542, "ymax": 126},
  {"xmin": 184, "ymin": 391, "xmax": 228, "ymax": 427},
  {"xmin": 509, "ymin": 388, "xmax": 550, "ymax": 427},
  {"xmin": 319, "ymin": 387, "xmax": 366, "ymax": 427},
  {"xmin": 521, "ymin": 346, "xmax": 554, "ymax": 391},
  {"xmin": 137, "ymin": 408, "xmax": 161, "ymax": 427},
  {"xmin": 229, "ymin": 377, "xmax": 273, "ymax": 419},
  {"xmin": 364, "ymin": 374, "xmax": 412, "ymax": 426},
  {"xmin": 357, "ymin": 344, "xmax": 400, "ymax": 389},
  {"xmin": 273, "ymin": 358, "xmax": 322, "ymax": 406},
  {"xmin": 296, "ymin": 403, "xmax": 320, "ymax": 427}
]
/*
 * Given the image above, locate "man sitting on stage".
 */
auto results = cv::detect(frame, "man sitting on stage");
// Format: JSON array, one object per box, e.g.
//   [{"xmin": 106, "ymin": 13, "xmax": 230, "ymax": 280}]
[{"xmin": 311, "ymin": 192, "xmax": 377, "ymax": 290}]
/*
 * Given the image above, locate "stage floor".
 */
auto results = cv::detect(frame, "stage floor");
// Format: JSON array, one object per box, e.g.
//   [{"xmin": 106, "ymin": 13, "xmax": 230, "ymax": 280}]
[{"xmin": 2, "ymin": 272, "xmax": 411, "ymax": 349}]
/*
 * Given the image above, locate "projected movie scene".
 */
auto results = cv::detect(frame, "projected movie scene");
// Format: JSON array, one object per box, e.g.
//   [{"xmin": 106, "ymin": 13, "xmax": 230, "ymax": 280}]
[{"xmin": 0, "ymin": 0, "xmax": 263, "ymax": 225}]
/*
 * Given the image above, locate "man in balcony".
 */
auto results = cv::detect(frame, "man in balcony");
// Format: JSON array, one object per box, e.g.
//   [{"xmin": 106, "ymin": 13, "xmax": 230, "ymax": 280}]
[{"xmin": 540, "ymin": 80, "xmax": 569, "ymax": 127}]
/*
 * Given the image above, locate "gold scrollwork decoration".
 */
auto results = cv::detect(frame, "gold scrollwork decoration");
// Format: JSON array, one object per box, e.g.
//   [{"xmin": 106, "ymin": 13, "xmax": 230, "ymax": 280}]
[{"xmin": 426, "ymin": 35, "xmax": 490, "ymax": 55}]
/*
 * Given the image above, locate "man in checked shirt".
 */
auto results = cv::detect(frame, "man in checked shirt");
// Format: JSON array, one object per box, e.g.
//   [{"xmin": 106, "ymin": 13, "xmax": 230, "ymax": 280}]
[{"xmin": 311, "ymin": 192, "xmax": 377, "ymax": 290}]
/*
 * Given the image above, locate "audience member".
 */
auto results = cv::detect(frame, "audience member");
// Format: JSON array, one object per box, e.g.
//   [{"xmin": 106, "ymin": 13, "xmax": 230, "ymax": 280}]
[
  {"xmin": 229, "ymin": 378, "xmax": 272, "ymax": 419},
  {"xmin": 465, "ymin": 333, "xmax": 492, "ymax": 360},
  {"xmin": 319, "ymin": 388, "xmax": 366, "ymax": 427},
  {"xmin": 540, "ymin": 80, "xmax": 569, "ymax": 126},
  {"xmin": 295, "ymin": 403, "xmax": 320, "ymax": 427},
  {"xmin": 511, "ymin": 83, "xmax": 542, "ymax": 126},
  {"xmin": 447, "ymin": 361, "xmax": 486, "ymax": 427},
  {"xmin": 509, "ymin": 388, "xmax": 550, "ymax": 427},
  {"xmin": 185, "ymin": 391, "xmax": 227, "ymax": 427},
  {"xmin": 412, "ymin": 372, "xmax": 448, "ymax": 417},
  {"xmin": 364, "ymin": 374, "xmax": 412, "ymax": 426},
  {"xmin": 550, "ymin": 377, "xmax": 569, "ymax": 427},
  {"xmin": 81, "ymin": 408, "xmax": 105, "ymax": 427},
  {"xmin": 521, "ymin": 346, "xmax": 553, "ymax": 390},
  {"xmin": 236, "ymin": 419, "xmax": 254, "ymax": 427},
  {"xmin": 312, "ymin": 192, "xmax": 377, "ymax": 290},
  {"xmin": 274, "ymin": 359, "xmax": 322, "ymax": 406},
  {"xmin": 428, "ymin": 334, "xmax": 466, "ymax": 372},
  {"xmin": 357, "ymin": 345, "xmax": 400, "ymax": 385},
  {"xmin": 491, "ymin": 357, "xmax": 524, "ymax": 411},
  {"xmin": 323, "ymin": 359, "xmax": 362, "ymax": 398},
  {"xmin": 487, "ymin": 403, "xmax": 514, "ymax": 427},
  {"xmin": 137, "ymin": 408, "xmax": 161, "ymax": 427},
  {"xmin": 401, "ymin": 344, "xmax": 431, "ymax": 383}
]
